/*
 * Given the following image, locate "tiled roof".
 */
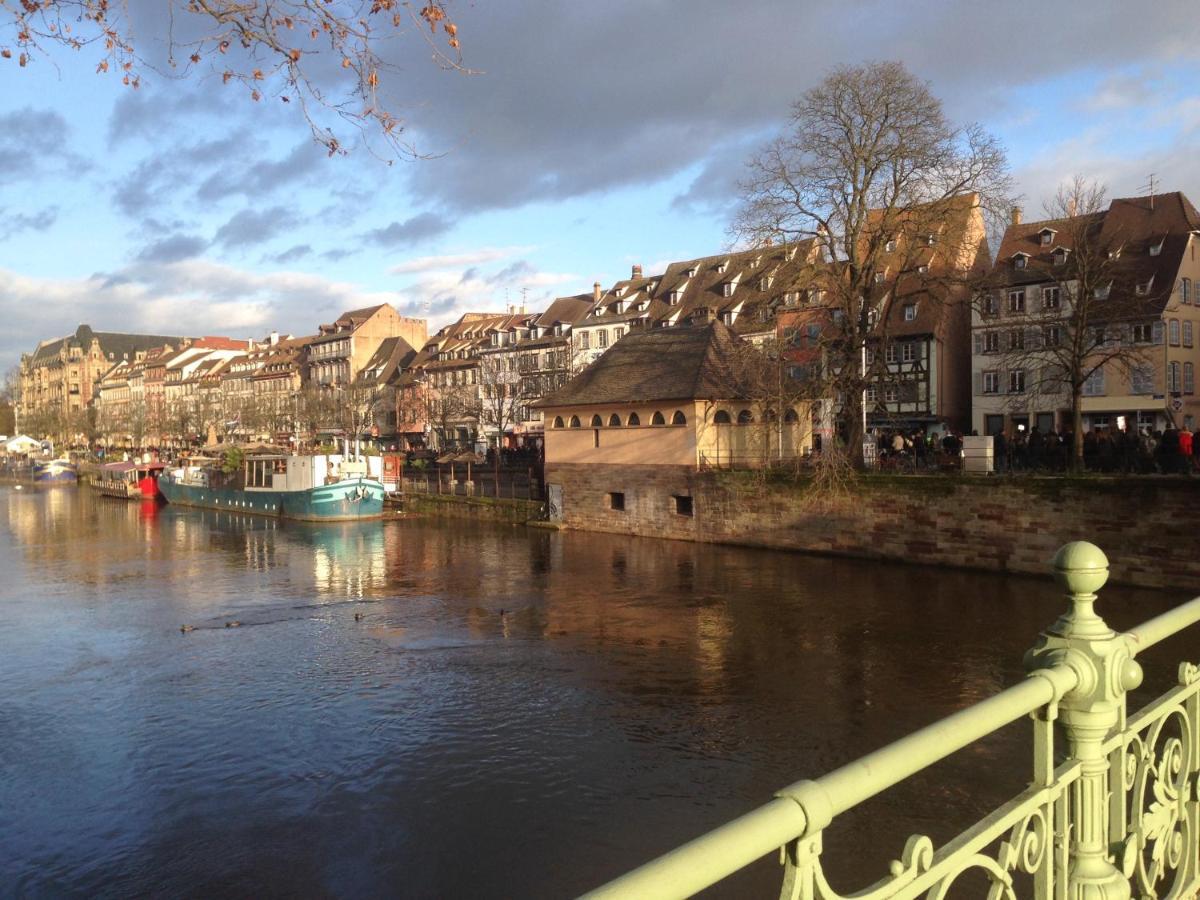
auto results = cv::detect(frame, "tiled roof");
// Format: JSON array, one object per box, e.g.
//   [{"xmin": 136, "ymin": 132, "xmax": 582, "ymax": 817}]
[
  {"xmin": 535, "ymin": 321, "xmax": 772, "ymax": 408},
  {"xmin": 988, "ymin": 191, "xmax": 1200, "ymax": 318}
]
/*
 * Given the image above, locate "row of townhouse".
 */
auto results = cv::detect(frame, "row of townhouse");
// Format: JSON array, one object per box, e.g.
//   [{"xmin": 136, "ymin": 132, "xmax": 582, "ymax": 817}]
[
  {"xmin": 21, "ymin": 303, "xmax": 427, "ymax": 448},
  {"xmin": 385, "ymin": 197, "xmax": 986, "ymax": 452}
]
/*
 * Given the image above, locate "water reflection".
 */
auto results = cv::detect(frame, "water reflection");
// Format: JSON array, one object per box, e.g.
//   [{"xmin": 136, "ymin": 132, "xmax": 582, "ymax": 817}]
[{"xmin": 0, "ymin": 485, "xmax": 1189, "ymax": 898}]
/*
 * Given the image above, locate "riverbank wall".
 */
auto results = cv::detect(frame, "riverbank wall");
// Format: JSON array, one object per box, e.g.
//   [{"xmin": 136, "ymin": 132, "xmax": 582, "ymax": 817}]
[
  {"xmin": 403, "ymin": 493, "xmax": 543, "ymax": 524},
  {"xmin": 545, "ymin": 463, "xmax": 1200, "ymax": 590}
]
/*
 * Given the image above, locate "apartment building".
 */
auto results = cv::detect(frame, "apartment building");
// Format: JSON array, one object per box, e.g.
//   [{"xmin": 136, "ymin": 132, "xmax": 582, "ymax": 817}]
[
  {"xmin": 19, "ymin": 325, "xmax": 182, "ymax": 434},
  {"xmin": 972, "ymin": 192, "xmax": 1200, "ymax": 437},
  {"xmin": 306, "ymin": 304, "xmax": 426, "ymax": 388}
]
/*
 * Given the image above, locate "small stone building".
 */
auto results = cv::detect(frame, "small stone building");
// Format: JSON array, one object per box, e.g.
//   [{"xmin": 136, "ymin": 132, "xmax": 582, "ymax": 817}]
[{"xmin": 535, "ymin": 321, "xmax": 811, "ymax": 533}]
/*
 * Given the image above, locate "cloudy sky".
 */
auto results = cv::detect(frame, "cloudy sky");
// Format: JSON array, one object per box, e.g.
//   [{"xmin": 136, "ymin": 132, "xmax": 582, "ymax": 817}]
[{"xmin": 3, "ymin": 0, "xmax": 1200, "ymax": 372}]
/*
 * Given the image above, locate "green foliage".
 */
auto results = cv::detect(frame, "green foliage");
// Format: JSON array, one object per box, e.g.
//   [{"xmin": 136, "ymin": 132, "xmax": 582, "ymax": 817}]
[{"xmin": 220, "ymin": 447, "xmax": 244, "ymax": 475}]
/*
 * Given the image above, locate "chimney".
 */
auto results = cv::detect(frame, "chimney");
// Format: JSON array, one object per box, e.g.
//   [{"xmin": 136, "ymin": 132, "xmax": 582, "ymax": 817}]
[
  {"xmin": 270, "ymin": 331, "xmax": 279, "ymax": 346},
  {"xmin": 1011, "ymin": 206, "xmax": 1022, "ymax": 227},
  {"xmin": 631, "ymin": 264, "xmax": 643, "ymax": 280},
  {"xmin": 593, "ymin": 281, "xmax": 602, "ymax": 302}
]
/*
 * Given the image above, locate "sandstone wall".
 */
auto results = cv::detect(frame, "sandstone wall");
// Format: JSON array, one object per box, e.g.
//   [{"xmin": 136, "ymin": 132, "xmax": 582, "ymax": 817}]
[{"xmin": 545, "ymin": 463, "xmax": 1200, "ymax": 590}]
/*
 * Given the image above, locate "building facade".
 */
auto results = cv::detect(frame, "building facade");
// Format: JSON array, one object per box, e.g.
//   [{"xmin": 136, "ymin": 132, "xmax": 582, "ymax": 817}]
[{"xmin": 972, "ymin": 192, "xmax": 1200, "ymax": 437}]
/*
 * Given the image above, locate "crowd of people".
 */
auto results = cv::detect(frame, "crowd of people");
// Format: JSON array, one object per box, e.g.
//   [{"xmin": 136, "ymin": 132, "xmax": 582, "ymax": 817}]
[
  {"xmin": 873, "ymin": 428, "xmax": 964, "ymax": 471},
  {"xmin": 873, "ymin": 423, "xmax": 1199, "ymax": 474},
  {"xmin": 990, "ymin": 425, "xmax": 1195, "ymax": 474}
]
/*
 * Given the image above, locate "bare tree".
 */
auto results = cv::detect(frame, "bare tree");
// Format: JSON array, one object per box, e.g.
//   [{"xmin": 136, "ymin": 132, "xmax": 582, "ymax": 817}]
[
  {"xmin": 337, "ymin": 381, "xmax": 381, "ymax": 445},
  {"xmin": 416, "ymin": 379, "xmax": 471, "ymax": 450},
  {"xmin": 982, "ymin": 177, "xmax": 1162, "ymax": 470},
  {"xmin": 472, "ymin": 353, "xmax": 532, "ymax": 450},
  {"xmin": 0, "ymin": 365, "xmax": 17, "ymax": 435},
  {"xmin": 123, "ymin": 401, "xmax": 149, "ymax": 453},
  {"xmin": 1, "ymin": 1, "xmax": 467, "ymax": 158},
  {"xmin": 732, "ymin": 61, "xmax": 1013, "ymax": 468}
]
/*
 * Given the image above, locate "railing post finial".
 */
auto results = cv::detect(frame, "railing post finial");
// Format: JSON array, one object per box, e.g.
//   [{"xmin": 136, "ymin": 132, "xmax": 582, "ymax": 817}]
[{"xmin": 1028, "ymin": 541, "xmax": 1140, "ymax": 900}]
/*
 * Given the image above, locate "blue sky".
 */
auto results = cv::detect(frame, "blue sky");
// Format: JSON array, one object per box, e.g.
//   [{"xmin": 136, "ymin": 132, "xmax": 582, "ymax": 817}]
[{"xmin": 3, "ymin": 1, "xmax": 1200, "ymax": 372}]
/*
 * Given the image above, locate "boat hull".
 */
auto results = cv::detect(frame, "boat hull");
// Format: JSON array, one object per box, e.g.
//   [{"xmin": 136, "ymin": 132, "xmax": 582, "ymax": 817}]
[
  {"xmin": 33, "ymin": 461, "xmax": 77, "ymax": 484},
  {"xmin": 159, "ymin": 476, "xmax": 385, "ymax": 521}
]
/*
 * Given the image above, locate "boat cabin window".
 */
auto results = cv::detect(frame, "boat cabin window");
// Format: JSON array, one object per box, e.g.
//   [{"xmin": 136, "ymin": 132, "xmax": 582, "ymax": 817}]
[{"xmin": 247, "ymin": 458, "xmax": 285, "ymax": 488}]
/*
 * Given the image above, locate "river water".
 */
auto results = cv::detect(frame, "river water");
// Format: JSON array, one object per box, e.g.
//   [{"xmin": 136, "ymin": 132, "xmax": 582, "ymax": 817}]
[{"xmin": 0, "ymin": 485, "xmax": 1190, "ymax": 898}]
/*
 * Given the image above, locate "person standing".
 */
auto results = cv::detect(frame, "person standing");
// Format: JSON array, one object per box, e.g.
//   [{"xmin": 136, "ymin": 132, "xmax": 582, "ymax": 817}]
[{"xmin": 993, "ymin": 429, "xmax": 1007, "ymax": 474}]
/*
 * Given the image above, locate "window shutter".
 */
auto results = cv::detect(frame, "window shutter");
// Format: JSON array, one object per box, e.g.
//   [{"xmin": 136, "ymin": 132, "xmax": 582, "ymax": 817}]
[
  {"xmin": 973, "ymin": 372, "xmax": 983, "ymax": 395},
  {"xmin": 1153, "ymin": 321, "xmax": 1165, "ymax": 345},
  {"xmin": 1028, "ymin": 328, "xmax": 1042, "ymax": 350},
  {"xmin": 973, "ymin": 333, "xmax": 983, "ymax": 354}
]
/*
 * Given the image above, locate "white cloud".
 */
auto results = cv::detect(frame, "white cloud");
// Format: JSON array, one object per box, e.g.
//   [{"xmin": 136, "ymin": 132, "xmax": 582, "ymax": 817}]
[
  {"xmin": 389, "ymin": 246, "xmax": 536, "ymax": 274},
  {"xmin": 0, "ymin": 260, "xmax": 400, "ymax": 367}
]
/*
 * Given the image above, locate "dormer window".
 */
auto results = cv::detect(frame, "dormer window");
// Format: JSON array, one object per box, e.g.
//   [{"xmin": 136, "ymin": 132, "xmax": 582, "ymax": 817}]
[
  {"xmin": 716, "ymin": 260, "xmax": 728, "ymax": 274},
  {"xmin": 1053, "ymin": 247, "xmax": 1069, "ymax": 266},
  {"xmin": 722, "ymin": 282, "xmax": 734, "ymax": 298},
  {"xmin": 1149, "ymin": 238, "xmax": 1164, "ymax": 257},
  {"xmin": 1136, "ymin": 276, "xmax": 1155, "ymax": 296},
  {"xmin": 917, "ymin": 264, "xmax": 929, "ymax": 275},
  {"xmin": 924, "ymin": 234, "xmax": 936, "ymax": 247},
  {"xmin": 903, "ymin": 304, "xmax": 917, "ymax": 322},
  {"xmin": 885, "ymin": 238, "xmax": 896, "ymax": 253},
  {"xmin": 1094, "ymin": 282, "xmax": 1111, "ymax": 300},
  {"xmin": 1012, "ymin": 252, "xmax": 1029, "ymax": 270},
  {"xmin": 759, "ymin": 276, "xmax": 773, "ymax": 291},
  {"xmin": 1039, "ymin": 228, "xmax": 1056, "ymax": 246},
  {"xmin": 807, "ymin": 288, "xmax": 823, "ymax": 305},
  {"xmin": 874, "ymin": 271, "xmax": 886, "ymax": 284},
  {"xmin": 783, "ymin": 291, "xmax": 799, "ymax": 307},
  {"xmin": 687, "ymin": 266, "xmax": 698, "ymax": 278},
  {"xmin": 669, "ymin": 290, "xmax": 683, "ymax": 305},
  {"xmin": 721, "ymin": 310, "xmax": 736, "ymax": 325}
]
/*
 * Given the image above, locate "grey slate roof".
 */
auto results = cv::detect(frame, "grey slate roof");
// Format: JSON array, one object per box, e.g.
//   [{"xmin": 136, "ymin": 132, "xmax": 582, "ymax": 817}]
[
  {"xmin": 30, "ymin": 324, "xmax": 182, "ymax": 365},
  {"xmin": 534, "ymin": 321, "xmax": 769, "ymax": 408}
]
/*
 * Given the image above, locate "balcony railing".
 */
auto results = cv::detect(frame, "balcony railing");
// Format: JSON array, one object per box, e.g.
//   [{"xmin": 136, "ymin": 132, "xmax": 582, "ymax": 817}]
[{"xmin": 582, "ymin": 541, "xmax": 1200, "ymax": 899}]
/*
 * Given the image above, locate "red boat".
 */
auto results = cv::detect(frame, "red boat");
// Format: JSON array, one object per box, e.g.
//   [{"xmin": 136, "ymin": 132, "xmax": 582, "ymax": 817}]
[{"xmin": 93, "ymin": 461, "xmax": 167, "ymax": 500}]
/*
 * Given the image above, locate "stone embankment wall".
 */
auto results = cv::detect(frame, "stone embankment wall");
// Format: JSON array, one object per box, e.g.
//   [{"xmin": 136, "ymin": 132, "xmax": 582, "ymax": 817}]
[
  {"xmin": 546, "ymin": 463, "xmax": 1200, "ymax": 590},
  {"xmin": 404, "ymin": 493, "xmax": 543, "ymax": 524}
]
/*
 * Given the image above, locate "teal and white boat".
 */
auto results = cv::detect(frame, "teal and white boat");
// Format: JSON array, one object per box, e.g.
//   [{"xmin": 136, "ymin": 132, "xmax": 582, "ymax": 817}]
[{"xmin": 159, "ymin": 451, "xmax": 385, "ymax": 522}]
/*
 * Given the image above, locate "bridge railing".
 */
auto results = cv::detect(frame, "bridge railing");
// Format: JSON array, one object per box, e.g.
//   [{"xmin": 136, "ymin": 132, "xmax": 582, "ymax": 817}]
[{"xmin": 582, "ymin": 541, "xmax": 1200, "ymax": 899}]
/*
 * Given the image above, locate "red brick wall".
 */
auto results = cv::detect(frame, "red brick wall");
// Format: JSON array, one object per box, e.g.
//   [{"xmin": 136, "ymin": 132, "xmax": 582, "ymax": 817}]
[{"xmin": 546, "ymin": 463, "xmax": 1200, "ymax": 590}]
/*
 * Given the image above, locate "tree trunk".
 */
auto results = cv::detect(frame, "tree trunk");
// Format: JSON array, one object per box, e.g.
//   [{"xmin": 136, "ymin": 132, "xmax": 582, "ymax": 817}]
[
  {"xmin": 845, "ymin": 391, "xmax": 867, "ymax": 470},
  {"xmin": 1071, "ymin": 387, "xmax": 1084, "ymax": 473}
]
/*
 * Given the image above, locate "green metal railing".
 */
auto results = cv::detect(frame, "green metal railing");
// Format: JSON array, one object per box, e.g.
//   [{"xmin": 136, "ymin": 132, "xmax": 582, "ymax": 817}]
[{"xmin": 583, "ymin": 541, "xmax": 1200, "ymax": 899}]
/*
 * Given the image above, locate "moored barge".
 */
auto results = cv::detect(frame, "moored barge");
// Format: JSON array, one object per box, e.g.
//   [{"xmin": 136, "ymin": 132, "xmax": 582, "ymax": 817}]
[{"xmin": 159, "ymin": 451, "xmax": 385, "ymax": 522}]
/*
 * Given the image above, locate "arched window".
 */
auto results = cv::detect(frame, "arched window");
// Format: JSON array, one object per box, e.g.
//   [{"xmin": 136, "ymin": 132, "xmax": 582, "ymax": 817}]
[
  {"xmin": 737, "ymin": 409, "xmax": 754, "ymax": 424},
  {"xmin": 552, "ymin": 416, "xmax": 565, "ymax": 428},
  {"xmin": 569, "ymin": 415, "xmax": 581, "ymax": 428},
  {"xmin": 671, "ymin": 410, "xmax": 686, "ymax": 426},
  {"xmin": 651, "ymin": 411, "xmax": 666, "ymax": 426},
  {"xmin": 608, "ymin": 413, "xmax": 622, "ymax": 427},
  {"xmin": 783, "ymin": 408, "xmax": 799, "ymax": 423},
  {"xmin": 590, "ymin": 414, "xmax": 604, "ymax": 427},
  {"xmin": 765, "ymin": 408, "xmax": 778, "ymax": 422},
  {"xmin": 713, "ymin": 410, "xmax": 732, "ymax": 424},
  {"xmin": 627, "ymin": 412, "xmax": 641, "ymax": 426}
]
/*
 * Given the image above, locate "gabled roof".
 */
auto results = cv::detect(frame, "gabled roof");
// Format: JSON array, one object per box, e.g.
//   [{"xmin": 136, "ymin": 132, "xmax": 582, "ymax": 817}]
[
  {"xmin": 535, "ymin": 294, "xmax": 595, "ymax": 329},
  {"xmin": 535, "ymin": 321, "xmax": 772, "ymax": 408},
  {"xmin": 989, "ymin": 191, "xmax": 1200, "ymax": 314},
  {"xmin": 356, "ymin": 336, "xmax": 418, "ymax": 386}
]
